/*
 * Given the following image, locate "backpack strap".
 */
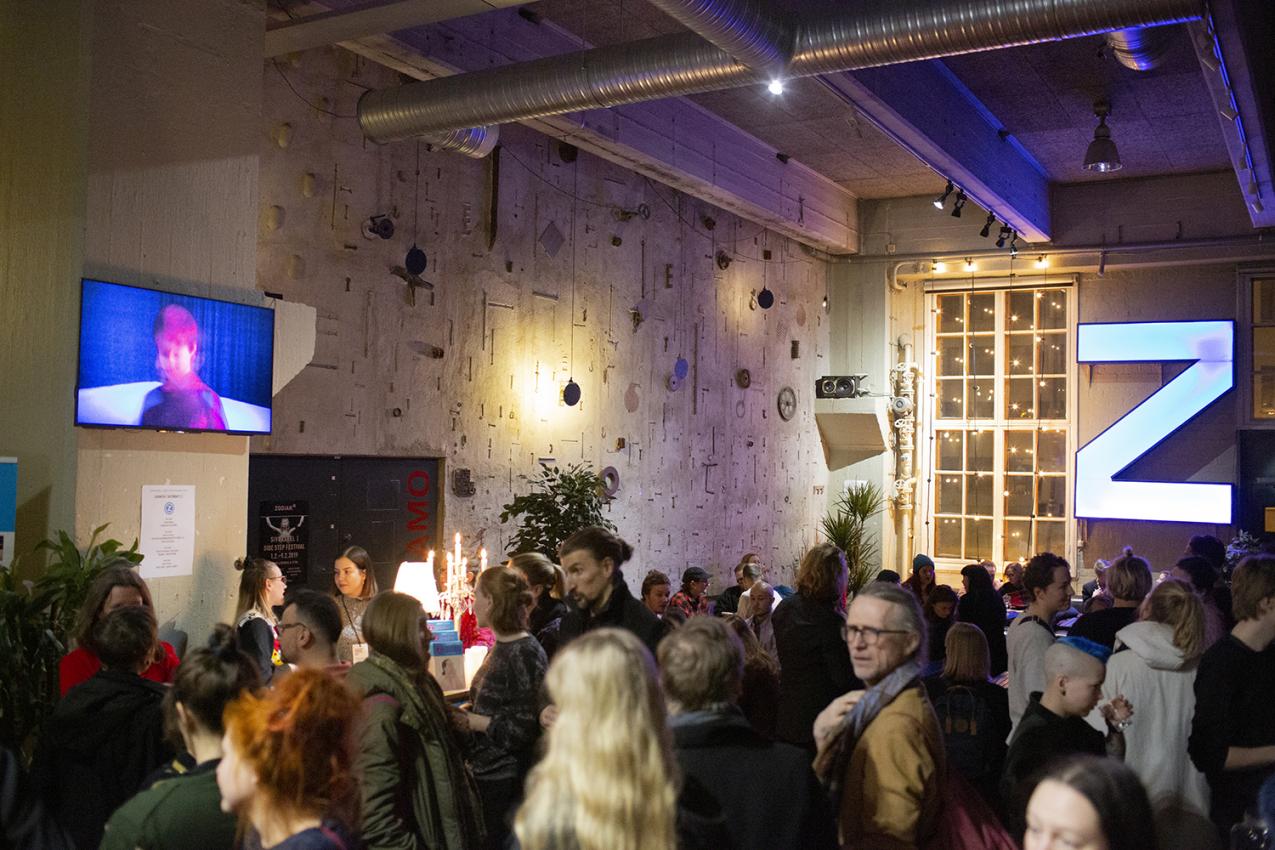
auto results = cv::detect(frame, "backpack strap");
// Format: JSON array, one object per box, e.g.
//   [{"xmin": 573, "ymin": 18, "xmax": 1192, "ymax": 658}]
[{"xmin": 1016, "ymin": 615, "xmax": 1054, "ymax": 637}]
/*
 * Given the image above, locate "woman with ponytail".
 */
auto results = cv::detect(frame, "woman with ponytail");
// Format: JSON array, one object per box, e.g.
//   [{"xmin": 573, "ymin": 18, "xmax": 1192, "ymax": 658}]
[
  {"xmin": 234, "ymin": 556, "xmax": 287, "ymax": 683},
  {"xmin": 507, "ymin": 552, "xmax": 567, "ymax": 645},
  {"xmin": 1069, "ymin": 546, "xmax": 1153, "ymax": 649},
  {"xmin": 1086, "ymin": 578, "xmax": 1215, "ymax": 849},
  {"xmin": 217, "ymin": 668, "xmax": 361, "ymax": 849},
  {"xmin": 347, "ymin": 591, "xmax": 484, "ymax": 850},
  {"xmin": 102, "ymin": 625, "xmax": 260, "ymax": 849}
]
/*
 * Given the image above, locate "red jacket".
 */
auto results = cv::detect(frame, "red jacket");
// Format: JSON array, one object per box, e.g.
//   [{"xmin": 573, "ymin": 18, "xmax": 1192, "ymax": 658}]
[{"xmin": 58, "ymin": 643, "xmax": 180, "ymax": 697}]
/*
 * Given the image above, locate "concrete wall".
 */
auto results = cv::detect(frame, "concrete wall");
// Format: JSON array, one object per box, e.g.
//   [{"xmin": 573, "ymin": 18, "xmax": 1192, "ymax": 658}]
[
  {"xmin": 0, "ymin": 4, "xmax": 90, "ymax": 569},
  {"xmin": 73, "ymin": 0, "xmax": 266, "ymax": 643},
  {"xmin": 252, "ymin": 48, "xmax": 833, "ymax": 591}
]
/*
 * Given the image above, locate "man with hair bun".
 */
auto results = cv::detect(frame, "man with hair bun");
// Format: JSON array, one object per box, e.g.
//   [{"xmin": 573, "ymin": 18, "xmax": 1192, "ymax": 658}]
[
  {"xmin": 555, "ymin": 526, "xmax": 664, "ymax": 655},
  {"xmin": 660, "ymin": 617, "xmax": 836, "ymax": 850}
]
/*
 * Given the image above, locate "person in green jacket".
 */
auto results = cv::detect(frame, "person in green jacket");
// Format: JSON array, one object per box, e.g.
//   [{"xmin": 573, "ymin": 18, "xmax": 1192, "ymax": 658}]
[
  {"xmin": 347, "ymin": 591, "xmax": 485, "ymax": 850},
  {"xmin": 101, "ymin": 623, "xmax": 260, "ymax": 850}
]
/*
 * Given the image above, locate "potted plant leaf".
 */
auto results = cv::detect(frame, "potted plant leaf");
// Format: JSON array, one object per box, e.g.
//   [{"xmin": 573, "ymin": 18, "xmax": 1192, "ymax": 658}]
[
  {"xmin": 820, "ymin": 481, "xmax": 886, "ymax": 598},
  {"xmin": 499, "ymin": 464, "xmax": 615, "ymax": 560}
]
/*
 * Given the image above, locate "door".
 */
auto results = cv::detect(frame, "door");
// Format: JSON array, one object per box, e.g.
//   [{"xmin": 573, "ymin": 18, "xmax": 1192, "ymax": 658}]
[{"xmin": 248, "ymin": 455, "xmax": 442, "ymax": 593}]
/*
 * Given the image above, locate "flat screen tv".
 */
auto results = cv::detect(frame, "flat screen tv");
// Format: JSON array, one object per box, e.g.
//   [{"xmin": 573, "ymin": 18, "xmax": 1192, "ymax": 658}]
[{"xmin": 76, "ymin": 278, "xmax": 275, "ymax": 435}]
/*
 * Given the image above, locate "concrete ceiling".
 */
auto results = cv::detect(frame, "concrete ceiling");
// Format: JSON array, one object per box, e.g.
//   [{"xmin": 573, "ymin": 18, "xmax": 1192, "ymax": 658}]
[{"xmin": 532, "ymin": 0, "xmax": 1232, "ymax": 200}]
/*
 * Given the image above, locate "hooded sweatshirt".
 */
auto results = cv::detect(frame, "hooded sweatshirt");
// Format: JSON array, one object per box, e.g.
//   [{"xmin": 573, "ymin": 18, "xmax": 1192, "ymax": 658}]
[{"xmin": 1086, "ymin": 621, "xmax": 1216, "ymax": 850}]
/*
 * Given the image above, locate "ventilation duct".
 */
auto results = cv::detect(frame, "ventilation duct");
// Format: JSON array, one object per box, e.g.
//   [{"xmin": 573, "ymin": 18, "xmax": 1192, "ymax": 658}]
[
  {"xmin": 644, "ymin": 0, "xmax": 791, "ymax": 77},
  {"xmin": 1105, "ymin": 25, "xmax": 1175, "ymax": 71},
  {"xmin": 423, "ymin": 125, "xmax": 499, "ymax": 158},
  {"xmin": 358, "ymin": 0, "xmax": 1203, "ymax": 142}
]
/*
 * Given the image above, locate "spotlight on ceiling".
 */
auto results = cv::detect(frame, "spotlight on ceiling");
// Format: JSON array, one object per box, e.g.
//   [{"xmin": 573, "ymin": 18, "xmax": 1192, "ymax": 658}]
[
  {"xmin": 932, "ymin": 260, "xmax": 947, "ymax": 274},
  {"xmin": 995, "ymin": 225, "xmax": 1011, "ymax": 249},
  {"xmin": 933, "ymin": 180, "xmax": 954, "ymax": 210},
  {"xmin": 963, "ymin": 258, "xmax": 977, "ymax": 273},
  {"xmin": 1035, "ymin": 255, "xmax": 1050, "ymax": 269},
  {"xmin": 1009, "ymin": 232, "xmax": 1020, "ymax": 257},
  {"xmin": 950, "ymin": 191, "xmax": 967, "ymax": 218},
  {"xmin": 980, "ymin": 212, "xmax": 995, "ymax": 238},
  {"xmin": 1083, "ymin": 99, "xmax": 1123, "ymax": 173},
  {"xmin": 767, "ymin": 79, "xmax": 785, "ymax": 95}
]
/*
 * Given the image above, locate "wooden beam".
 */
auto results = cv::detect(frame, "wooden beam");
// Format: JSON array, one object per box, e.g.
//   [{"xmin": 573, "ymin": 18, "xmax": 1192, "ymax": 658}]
[
  {"xmin": 264, "ymin": 0, "xmax": 527, "ymax": 58},
  {"xmin": 819, "ymin": 63, "xmax": 1052, "ymax": 243},
  {"xmin": 341, "ymin": 10, "xmax": 858, "ymax": 253}
]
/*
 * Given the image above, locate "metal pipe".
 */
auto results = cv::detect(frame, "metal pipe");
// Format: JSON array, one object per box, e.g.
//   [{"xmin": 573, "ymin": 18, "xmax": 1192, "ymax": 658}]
[
  {"xmin": 1105, "ymin": 25, "xmax": 1175, "ymax": 71},
  {"xmin": 423, "ymin": 125, "xmax": 500, "ymax": 158},
  {"xmin": 358, "ymin": 0, "xmax": 1203, "ymax": 141},
  {"xmin": 645, "ymin": 0, "xmax": 791, "ymax": 76}
]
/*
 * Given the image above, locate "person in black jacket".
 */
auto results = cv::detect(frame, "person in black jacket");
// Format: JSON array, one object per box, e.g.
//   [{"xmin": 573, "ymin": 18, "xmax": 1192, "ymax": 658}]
[
  {"xmin": 0, "ymin": 747, "xmax": 72, "ymax": 849},
  {"xmin": 555, "ymin": 526, "xmax": 665, "ymax": 656},
  {"xmin": 957, "ymin": 563, "xmax": 1008, "ymax": 676},
  {"xmin": 1188, "ymin": 553, "xmax": 1275, "ymax": 838},
  {"xmin": 660, "ymin": 617, "xmax": 836, "ymax": 850},
  {"xmin": 771, "ymin": 543, "xmax": 860, "ymax": 749},
  {"xmin": 1069, "ymin": 548, "xmax": 1152, "ymax": 650},
  {"xmin": 33, "ymin": 606, "xmax": 172, "ymax": 848}
]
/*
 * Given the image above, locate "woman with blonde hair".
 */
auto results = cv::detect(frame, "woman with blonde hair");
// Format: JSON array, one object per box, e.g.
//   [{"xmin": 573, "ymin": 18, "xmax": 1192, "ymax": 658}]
[
  {"xmin": 217, "ymin": 669, "xmax": 361, "ymax": 849},
  {"xmin": 234, "ymin": 556, "xmax": 287, "ymax": 683},
  {"xmin": 1088, "ymin": 578, "xmax": 1214, "ymax": 849},
  {"xmin": 347, "ymin": 591, "xmax": 483, "ymax": 850},
  {"xmin": 1070, "ymin": 547, "xmax": 1153, "ymax": 649},
  {"xmin": 514, "ymin": 628, "xmax": 726, "ymax": 850}
]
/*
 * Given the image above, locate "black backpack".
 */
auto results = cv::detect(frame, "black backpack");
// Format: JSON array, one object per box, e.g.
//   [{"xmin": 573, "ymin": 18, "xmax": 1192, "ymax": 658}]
[{"xmin": 932, "ymin": 684, "xmax": 999, "ymax": 781}]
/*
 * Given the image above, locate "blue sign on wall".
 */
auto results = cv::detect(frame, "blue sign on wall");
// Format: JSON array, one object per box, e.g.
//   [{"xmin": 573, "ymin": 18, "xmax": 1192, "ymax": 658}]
[
  {"xmin": 1075, "ymin": 321, "xmax": 1233, "ymax": 524},
  {"xmin": 0, "ymin": 458, "xmax": 16, "ymax": 567}
]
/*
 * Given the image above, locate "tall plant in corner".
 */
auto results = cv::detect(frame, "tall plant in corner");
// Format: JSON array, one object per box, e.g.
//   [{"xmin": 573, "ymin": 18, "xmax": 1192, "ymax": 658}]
[
  {"xmin": 820, "ymin": 482, "xmax": 885, "ymax": 597},
  {"xmin": 500, "ymin": 464, "xmax": 615, "ymax": 560},
  {"xmin": 0, "ymin": 524, "xmax": 142, "ymax": 762}
]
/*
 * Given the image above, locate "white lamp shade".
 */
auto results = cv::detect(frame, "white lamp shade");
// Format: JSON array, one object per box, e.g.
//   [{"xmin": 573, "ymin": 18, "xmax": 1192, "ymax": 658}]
[{"xmin": 394, "ymin": 561, "xmax": 440, "ymax": 614}]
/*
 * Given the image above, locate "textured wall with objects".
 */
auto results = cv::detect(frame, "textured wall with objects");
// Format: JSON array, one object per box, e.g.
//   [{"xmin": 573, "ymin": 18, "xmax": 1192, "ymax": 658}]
[{"xmin": 252, "ymin": 48, "xmax": 833, "ymax": 590}]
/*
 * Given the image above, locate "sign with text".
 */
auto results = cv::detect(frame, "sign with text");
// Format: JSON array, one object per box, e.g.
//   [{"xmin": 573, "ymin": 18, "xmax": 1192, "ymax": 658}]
[
  {"xmin": 0, "ymin": 459, "xmax": 16, "ymax": 568},
  {"xmin": 259, "ymin": 500, "xmax": 309, "ymax": 584},
  {"xmin": 1076, "ymin": 320, "xmax": 1233, "ymax": 523},
  {"xmin": 140, "ymin": 485, "xmax": 196, "ymax": 578}
]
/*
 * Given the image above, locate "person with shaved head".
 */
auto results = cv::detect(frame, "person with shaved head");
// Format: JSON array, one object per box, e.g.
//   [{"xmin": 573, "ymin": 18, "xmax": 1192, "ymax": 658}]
[{"xmin": 1001, "ymin": 637, "xmax": 1134, "ymax": 830}]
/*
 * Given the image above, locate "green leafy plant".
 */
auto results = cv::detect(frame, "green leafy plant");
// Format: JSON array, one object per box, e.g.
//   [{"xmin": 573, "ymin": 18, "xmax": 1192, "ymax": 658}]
[
  {"xmin": 500, "ymin": 464, "xmax": 615, "ymax": 559},
  {"xmin": 0, "ymin": 524, "xmax": 142, "ymax": 762},
  {"xmin": 820, "ymin": 482, "xmax": 886, "ymax": 597}
]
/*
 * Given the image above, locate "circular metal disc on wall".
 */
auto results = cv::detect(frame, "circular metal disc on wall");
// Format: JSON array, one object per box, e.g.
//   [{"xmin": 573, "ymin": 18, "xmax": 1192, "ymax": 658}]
[
  {"xmin": 600, "ymin": 465, "xmax": 621, "ymax": 497},
  {"xmin": 777, "ymin": 386, "xmax": 797, "ymax": 420},
  {"xmin": 735, "ymin": 368, "xmax": 751, "ymax": 388}
]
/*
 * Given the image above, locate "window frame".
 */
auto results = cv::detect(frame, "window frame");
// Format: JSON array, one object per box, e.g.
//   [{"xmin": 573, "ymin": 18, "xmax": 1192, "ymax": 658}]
[
  {"xmin": 921, "ymin": 276, "xmax": 1078, "ymax": 571},
  {"xmin": 1238, "ymin": 267, "xmax": 1275, "ymax": 427}
]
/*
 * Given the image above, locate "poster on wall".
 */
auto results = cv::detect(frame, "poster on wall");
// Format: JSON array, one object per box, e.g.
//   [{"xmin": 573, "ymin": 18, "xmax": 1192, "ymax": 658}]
[
  {"xmin": 0, "ymin": 459, "xmax": 16, "ymax": 568},
  {"xmin": 259, "ymin": 500, "xmax": 309, "ymax": 584},
  {"xmin": 140, "ymin": 485, "xmax": 196, "ymax": 579}
]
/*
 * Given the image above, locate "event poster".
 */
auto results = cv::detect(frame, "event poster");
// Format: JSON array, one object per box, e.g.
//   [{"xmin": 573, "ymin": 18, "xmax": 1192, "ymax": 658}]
[
  {"xmin": 0, "ymin": 459, "xmax": 16, "ymax": 568},
  {"xmin": 259, "ymin": 500, "xmax": 309, "ymax": 584},
  {"xmin": 140, "ymin": 485, "xmax": 196, "ymax": 578}
]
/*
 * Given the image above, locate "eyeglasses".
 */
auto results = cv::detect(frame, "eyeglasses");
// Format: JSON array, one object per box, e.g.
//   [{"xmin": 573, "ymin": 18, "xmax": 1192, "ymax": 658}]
[
  {"xmin": 267, "ymin": 574, "xmax": 287, "ymax": 584},
  {"xmin": 277, "ymin": 622, "xmax": 306, "ymax": 634},
  {"xmin": 842, "ymin": 624, "xmax": 911, "ymax": 646}
]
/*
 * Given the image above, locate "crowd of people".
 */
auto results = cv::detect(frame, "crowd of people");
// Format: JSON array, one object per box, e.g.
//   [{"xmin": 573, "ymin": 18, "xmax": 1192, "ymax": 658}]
[{"xmin": 3, "ymin": 526, "xmax": 1275, "ymax": 850}]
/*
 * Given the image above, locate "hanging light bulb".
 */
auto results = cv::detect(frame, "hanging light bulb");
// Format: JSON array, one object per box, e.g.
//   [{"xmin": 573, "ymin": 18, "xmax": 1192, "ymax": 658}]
[
  {"xmin": 932, "ymin": 260, "xmax": 947, "ymax": 274},
  {"xmin": 1083, "ymin": 99, "xmax": 1123, "ymax": 172},
  {"xmin": 963, "ymin": 258, "xmax": 977, "ymax": 272},
  {"xmin": 767, "ymin": 79, "xmax": 785, "ymax": 95},
  {"xmin": 1035, "ymin": 255, "xmax": 1049, "ymax": 269}
]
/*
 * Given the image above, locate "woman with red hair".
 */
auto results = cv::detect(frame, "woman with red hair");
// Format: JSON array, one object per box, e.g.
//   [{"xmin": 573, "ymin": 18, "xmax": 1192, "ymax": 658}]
[{"xmin": 217, "ymin": 669, "xmax": 361, "ymax": 849}]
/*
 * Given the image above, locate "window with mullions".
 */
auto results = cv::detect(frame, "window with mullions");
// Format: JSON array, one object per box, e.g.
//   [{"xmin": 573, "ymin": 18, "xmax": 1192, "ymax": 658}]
[{"xmin": 930, "ymin": 286, "xmax": 1072, "ymax": 565}]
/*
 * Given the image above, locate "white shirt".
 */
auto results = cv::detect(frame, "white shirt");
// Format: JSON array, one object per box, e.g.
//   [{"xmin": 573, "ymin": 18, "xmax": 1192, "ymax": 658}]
[{"xmin": 1007, "ymin": 614, "xmax": 1054, "ymax": 732}]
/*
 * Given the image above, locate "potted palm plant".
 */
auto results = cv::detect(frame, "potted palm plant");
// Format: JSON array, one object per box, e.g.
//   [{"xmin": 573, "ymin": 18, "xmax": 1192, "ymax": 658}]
[{"xmin": 820, "ymin": 481, "xmax": 885, "ymax": 597}]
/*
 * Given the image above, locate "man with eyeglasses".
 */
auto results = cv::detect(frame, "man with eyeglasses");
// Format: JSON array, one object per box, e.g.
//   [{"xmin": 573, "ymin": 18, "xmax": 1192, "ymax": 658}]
[
  {"xmin": 811, "ymin": 582, "xmax": 944, "ymax": 849},
  {"xmin": 276, "ymin": 589, "xmax": 346, "ymax": 677}
]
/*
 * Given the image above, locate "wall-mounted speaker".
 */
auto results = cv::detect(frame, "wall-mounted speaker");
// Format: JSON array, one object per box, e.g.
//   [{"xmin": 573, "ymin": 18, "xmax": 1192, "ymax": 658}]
[{"xmin": 816, "ymin": 375, "xmax": 868, "ymax": 399}]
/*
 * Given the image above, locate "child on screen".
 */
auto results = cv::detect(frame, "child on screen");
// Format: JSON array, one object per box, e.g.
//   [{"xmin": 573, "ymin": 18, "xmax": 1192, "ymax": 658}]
[{"xmin": 140, "ymin": 304, "xmax": 227, "ymax": 430}]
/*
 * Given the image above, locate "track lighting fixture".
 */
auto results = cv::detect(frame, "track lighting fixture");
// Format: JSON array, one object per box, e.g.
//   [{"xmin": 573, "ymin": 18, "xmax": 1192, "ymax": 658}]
[
  {"xmin": 995, "ymin": 225, "xmax": 1010, "ymax": 249},
  {"xmin": 950, "ymin": 191, "xmax": 967, "ymax": 218},
  {"xmin": 1083, "ymin": 99, "xmax": 1123, "ymax": 173},
  {"xmin": 979, "ymin": 212, "xmax": 995, "ymax": 238},
  {"xmin": 933, "ymin": 180, "xmax": 954, "ymax": 210},
  {"xmin": 1009, "ymin": 232, "xmax": 1019, "ymax": 256}
]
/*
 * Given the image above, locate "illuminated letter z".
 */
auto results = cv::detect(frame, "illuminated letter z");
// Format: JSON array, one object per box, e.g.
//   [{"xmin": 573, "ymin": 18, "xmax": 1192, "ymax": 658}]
[{"xmin": 1075, "ymin": 320, "xmax": 1233, "ymax": 523}]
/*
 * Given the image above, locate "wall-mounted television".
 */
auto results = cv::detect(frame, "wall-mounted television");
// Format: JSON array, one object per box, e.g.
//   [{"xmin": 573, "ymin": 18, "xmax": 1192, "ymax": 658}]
[{"xmin": 76, "ymin": 279, "xmax": 275, "ymax": 435}]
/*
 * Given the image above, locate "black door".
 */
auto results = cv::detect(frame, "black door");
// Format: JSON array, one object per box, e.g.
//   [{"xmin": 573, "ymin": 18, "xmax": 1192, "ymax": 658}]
[{"xmin": 247, "ymin": 455, "xmax": 442, "ymax": 593}]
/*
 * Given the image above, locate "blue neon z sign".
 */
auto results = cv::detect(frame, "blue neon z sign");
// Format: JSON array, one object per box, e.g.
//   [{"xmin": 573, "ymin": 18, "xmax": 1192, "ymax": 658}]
[{"xmin": 1075, "ymin": 320, "xmax": 1233, "ymax": 523}]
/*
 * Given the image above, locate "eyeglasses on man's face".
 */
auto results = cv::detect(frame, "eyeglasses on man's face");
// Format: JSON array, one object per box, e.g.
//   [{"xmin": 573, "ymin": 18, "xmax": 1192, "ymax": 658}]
[{"xmin": 841, "ymin": 623, "xmax": 911, "ymax": 646}]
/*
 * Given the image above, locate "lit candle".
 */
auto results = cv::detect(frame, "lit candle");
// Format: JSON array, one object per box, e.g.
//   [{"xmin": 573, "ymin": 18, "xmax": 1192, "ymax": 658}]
[
  {"xmin": 454, "ymin": 532, "xmax": 461, "ymax": 570},
  {"xmin": 480, "ymin": 548, "xmax": 487, "ymax": 571}
]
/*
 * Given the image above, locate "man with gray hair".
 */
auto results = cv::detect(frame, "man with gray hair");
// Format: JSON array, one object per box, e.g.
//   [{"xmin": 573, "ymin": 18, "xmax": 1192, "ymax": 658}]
[
  {"xmin": 660, "ymin": 617, "xmax": 836, "ymax": 850},
  {"xmin": 740, "ymin": 580, "xmax": 778, "ymax": 661},
  {"xmin": 811, "ymin": 582, "xmax": 945, "ymax": 848}
]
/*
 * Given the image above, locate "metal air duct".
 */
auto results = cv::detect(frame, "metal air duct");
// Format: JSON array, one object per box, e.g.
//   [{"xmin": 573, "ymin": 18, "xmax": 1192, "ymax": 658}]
[
  {"xmin": 644, "ymin": 0, "xmax": 791, "ymax": 76},
  {"xmin": 1105, "ymin": 25, "xmax": 1175, "ymax": 71},
  {"xmin": 358, "ymin": 0, "xmax": 1203, "ymax": 142},
  {"xmin": 424, "ymin": 125, "xmax": 500, "ymax": 158}
]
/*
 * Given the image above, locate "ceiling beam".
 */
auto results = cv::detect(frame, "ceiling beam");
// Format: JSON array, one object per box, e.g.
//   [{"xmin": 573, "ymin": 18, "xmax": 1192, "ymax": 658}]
[
  {"xmin": 1189, "ymin": 2, "xmax": 1275, "ymax": 228},
  {"xmin": 819, "ymin": 63, "xmax": 1052, "ymax": 243},
  {"xmin": 337, "ymin": 9, "xmax": 860, "ymax": 253},
  {"xmin": 263, "ymin": 0, "xmax": 527, "ymax": 58}
]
